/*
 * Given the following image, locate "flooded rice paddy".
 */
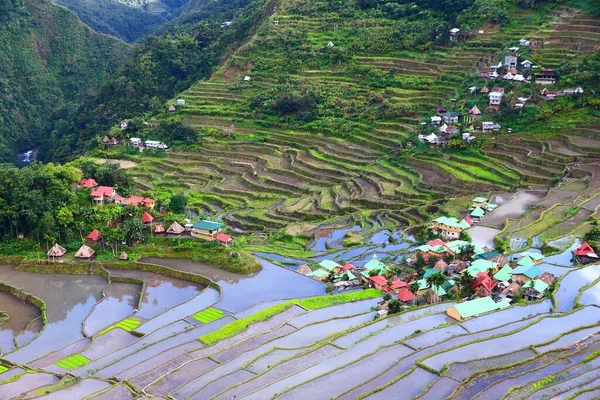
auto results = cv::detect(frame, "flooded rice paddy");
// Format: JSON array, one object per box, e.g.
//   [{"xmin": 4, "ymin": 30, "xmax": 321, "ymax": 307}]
[
  {"xmin": 1, "ymin": 254, "xmax": 600, "ymax": 399},
  {"xmin": 0, "ymin": 291, "xmax": 40, "ymax": 354}
]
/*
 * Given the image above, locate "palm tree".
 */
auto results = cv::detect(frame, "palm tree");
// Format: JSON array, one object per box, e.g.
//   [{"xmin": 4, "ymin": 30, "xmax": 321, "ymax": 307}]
[
  {"xmin": 425, "ymin": 272, "xmax": 447, "ymax": 303},
  {"xmin": 459, "ymin": 271, "xmax": 475, "ymax": 298},
  {"xmin": 409, "ymin": 281, "xmax": 420, "ymax": 306}
]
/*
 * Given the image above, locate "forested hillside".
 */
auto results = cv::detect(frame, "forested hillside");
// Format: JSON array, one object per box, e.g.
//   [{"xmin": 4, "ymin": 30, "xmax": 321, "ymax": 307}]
[
  {"xmin": 54, "ymin": 0, "xmax": 192, "ymax": 42},
  {"xmin": 0, "ymin": 0, "xmax": 130, "ymax": 163},
  {"xmin": 39, "ymin": 0, "xmax": 272, "ymax": 162}
]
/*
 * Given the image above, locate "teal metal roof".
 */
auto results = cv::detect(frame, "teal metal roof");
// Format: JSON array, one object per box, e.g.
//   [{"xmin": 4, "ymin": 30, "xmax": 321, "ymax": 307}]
[
  {"xmin": 471, "ymin": 206, "xmax": 485, "ymax": 218},
  {"xmin": 365, "ymin": 254, "xmax": 386, "ymax": 271},
  {"xmin": 472, "ymin": 197, "xmax": 488, "ymax": 203},
  {"xmin": 319, "ymin": 260, "xmax": 340, "ymax": 271},
  {"xmin": 511, "ymin": 265, "xmax": 542, "ymax": 279},
  {"xmin": 523, "ymin": 279, "xmax": 549, "ymax": 292},
  {"xmin": 308, "ymin": 269, "xmax": 328, "ymax": 278},
  {"xmin": 522, "ymin": 251, "xmax": 544, "ymax": 261},
  {"xmin": 517, "ymin": 256, "xmax": 536, "ymax": 267},
  {"xmin": 451, "ymin": 296, "xmax": 500, "ymax": 319},
  {"xmin": 494, "ymin": 265, "xmax": 513, "ymax": 282},
  {"xmin": 192, "ymin": 220, "xmax": 223, "ymax": 231},
  {"xmin": 467, "ymin": 259, "xmax": 497, "ymax": 277}
]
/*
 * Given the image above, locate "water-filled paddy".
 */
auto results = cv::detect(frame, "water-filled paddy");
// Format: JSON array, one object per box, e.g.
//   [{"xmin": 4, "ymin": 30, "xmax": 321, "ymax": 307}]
[
  {"xmin": 0, "ymin": 291, "xmax": 40, "ymax": 354},
  {"xmin": 84, "ymin": 282, "xmax": 141, "ymax": 336},
  {"xmin": 556, "ymin": 264, "xmax": 600, "ymax": 312}
]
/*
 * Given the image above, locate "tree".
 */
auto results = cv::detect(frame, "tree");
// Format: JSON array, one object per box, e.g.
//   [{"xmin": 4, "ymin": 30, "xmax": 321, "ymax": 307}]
[
  {"xmin": 415, "ymin": 252, "xmax": 426, "ymax": 271},
  {"xmin": 427, "ymin": 255, "xmax": 439, "ymax": 268},
  {"xmin": 169, "ymin": 194, "xmax": 188, "ymax": 213},
  {"xmin": 459, "ymin": 230, "xmax": 472, "ymax": 242},
  {"xmin": 325, "ymin": 282, "xmax": 334, "ymax": 294},
  {"xmin": 388, "ymin": 299, "xmax": 402, "ymax": 314},
  {"xmin": 425, "ymin": 272, "xmax": 446, "ymax": 302},
  {"xmin": 459, "ymin": 271, "xmax": 475, "ymax": 298},
  {"xmin": 120, "ymin": 219, "xmax": 146, "ymax": 244},
  {"xmin": 409, "ymin": 281, "xmax": 420, "ymax": 305},
  {"xmin": 383, "ymin": 293, "xmax": 392, "ymax": 301},
  {"xmin": 458, "ymin": 243, "xmax": 476, "ymax": 260}
]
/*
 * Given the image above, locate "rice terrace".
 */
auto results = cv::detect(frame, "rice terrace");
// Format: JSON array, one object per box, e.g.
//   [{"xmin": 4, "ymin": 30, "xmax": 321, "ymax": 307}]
[{"xmin": 1, "ymin": 0, "xmax": 600, "ymax": 398}]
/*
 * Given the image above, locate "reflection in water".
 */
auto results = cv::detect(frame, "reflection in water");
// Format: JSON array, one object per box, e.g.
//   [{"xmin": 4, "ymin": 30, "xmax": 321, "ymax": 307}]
[
  {"xmin": 84, "ymin": 282, "xmax": 141, "ymax": 336},
  {"xmin": 141, "ymin": 257, "xmax": 325, "ymax": 312},
  {"xmin": 0, "ymin": 291, "xmax": 40, "ymax": 354},
  {"xmin": 0, "ymin": 265, "xmax": 107, "ymax": 364}
]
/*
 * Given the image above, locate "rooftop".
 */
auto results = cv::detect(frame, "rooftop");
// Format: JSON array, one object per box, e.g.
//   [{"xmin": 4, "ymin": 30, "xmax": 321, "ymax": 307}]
[{"xmin": 192, "ymin": 220, "xmax": 224, "ymax": 231}]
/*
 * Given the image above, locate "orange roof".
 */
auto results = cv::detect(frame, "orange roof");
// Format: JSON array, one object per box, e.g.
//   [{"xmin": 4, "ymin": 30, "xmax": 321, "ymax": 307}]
[
  {"xmin": 472, "ymin": 273, "xmax": 496, "ymax": 292},
  {"xmin": 369, "ymin": 275, "xmax": 387, "ymax": 287},
  {"xmin": 80, "ymin": 178, "xmax": 98, "ymax": 188},
  {"xmin": 124, "ymin": 196, "xmax": 155, "ymax": 206},
  {"xmin": 86, "ymin": 229, "xmax": 101, "ymax": 241},
  {"xmin": 217, "ymin": 233, "xmax": 232, "ymax": 242},
  {"xmin": 397, "ymin": 288, "xmax": 415, "ymax": 302},
  {"xmin": 91, "ymin": 186, "xmax": 114, "ymax": 197},
  {"xmin": 341, "ymin": 263, "xmax": 355, "ymax": 271},
  {"xmin": 154, "ymin": 224, "xmax": 165, "ymax": 233},
  {"xmin": 142, "ymin": 212, "xmax": 154, "ymax": 223}
]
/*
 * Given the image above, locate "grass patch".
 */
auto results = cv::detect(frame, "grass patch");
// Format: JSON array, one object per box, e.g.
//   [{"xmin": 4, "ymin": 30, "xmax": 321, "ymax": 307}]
[
  {"xmin": 0, "ymin": 366, "xmax": 8, "ymax": 374},
  {"xmin": 55, "ymin": 354, "xmax": 91, "ymax": 370},
  {"xmin": 34, "ymin": 377, "xmax": 81, "ymax": 396},
  {"xmin": 583, "ymin": 350, "xmax": 600, "ymax": 362},
  {"xmin": 98, "ymin": 317, "xmax": 141, "ymax": 336},
  {"xmin": 192, "ymin": 308, "xmax": 224, "ymax": 323},
  {"xmin": 198, "ymin": 289, "xmax": 381, "ymax": 345}
]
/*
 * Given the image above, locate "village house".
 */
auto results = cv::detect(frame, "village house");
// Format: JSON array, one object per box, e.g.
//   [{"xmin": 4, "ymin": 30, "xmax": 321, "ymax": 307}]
[
  {"xmin": 217, "ymin": 233, "xmax": 233, "ymax": 247},
  {"xmin": 168, "ymin": 105, "xmax": 176, "ymax": 112},
  {"xmin": 296, "ymin": 264, "xmax": 312, "ymax": 275},
  {"xmin": 541, "ymin": 88, "xmax": 557, "ymax": 100},
  {"xmin": 472, "ymin": 272, "xmax": 496, "ymax": 297},
  {"xmin": 397, "ymin": 288, "xmax": 414, "ymax": 303},
  {"xmin": 130, "ymin": 137, "xmax": 142, "ymax": 147},
  {"xmin": 415, "ymin": 239, "xmax": 449, "ymax": 260},
  {"xmin": 191, "ymin": 220, "xmax": 224, "ymax": 241},
  {"xmin": 522, "ymin": 279, "xmax": 549, "ymax": 300},
  {"xmin": 472, "ymin": 197, "xmax": 488, "ymax": 207},
  {"xmin": 505, "ymin": 47, "xmax": 519, "ymax": 68},
  {"xmin": 176, "ymin": 99, "xmax": 186, "ymax": 106},
  {"xmin": 120, "ymin": 120, "xmax": 129, "ymax": 130},
  {"xmin": 141, "ymin": 211, "xmax": 153, "ymax": 224},
  {"xmin": 221, "ymin": 21, "xmax": 232, "ymax": 28},
  {"xmin": 521, "ymin": 60, "xmax": 533, "ymax": 69},
  {"xmin": 466, "ymin": 259, "xmax": 498, "ymax": 277},
  {"xmin": 510, "ymin": 265, "xmax": 542, "ymax": 285},
  {"xmin": 443, "ymin": 112, "xmax": 460, "ymax": 124},
  {"xmin": 470, "ymin": 206, "xmax": 485, "ymax": 223},
  {"xmin": 319, "ymin": 260, "xmax": 342, "ymax": 275},
  {"xmin": 102, "ymin": 136, "xmax": 120, "ymax": 146},
  {"xmin": 562, "ymin": 87, "xmax": 584, "ymax": 95},
  {"xmin": 574, "ymin": 241, "xmax": 598, "ymax": 264},
  {"xmin": 535, "ymin": 68, "xmax": 557, "ymax": 85},
  {"xmin": 122, "ymin": 196, "xmax": 155, "ymax": 210},
  {"xmin": 447, "ymin": 297, "xmax": 509, "ymax": 321},
  {"xmin": 244, "ymin": 75, "xmax": 252, "ymax": 82},
  {"xmin": 79, "ymin": 178, "xmax": 98, "ymax": 189},
  {"xmin": 431, "ymin": 216, "xmax": 470, "ymax": 240},
  {"xmin": 482, "ymin": 121, "xmax": 501, "ymax": 133},
  {"xmin": 489, "ymin": 91, "xmax": 503, "ymax": 107},
  {"xmin": 431, "ymin": 116, "xmax": 442, "ymax": 125},
  {"xmin": 449, "ymin": 28, "xmax": 460, "ymax": 41},
  {"xmin": 145, "ymin": 140, "xmax": 169, "ymax": 150},
  {"xmin": 86, "ymin": 229, "xmax": 102, "ymax": 243},
  {"xmin": 307, "ymin": 269, "xmax": 329, "ymax": 281},
  {"xmin": 480, "ymin": 86, "xmax": 489, "ymax": 94},
  {"xmin": 518, "ymin": 252, "xmax": 544, "ymax": 267},
  {"xmin": 154, "ymin": 224, "xmax": 165, "ymax": 234},
  {"xmin": 91, "ymin": 186, "xmax": 116, "ymax": 206}
]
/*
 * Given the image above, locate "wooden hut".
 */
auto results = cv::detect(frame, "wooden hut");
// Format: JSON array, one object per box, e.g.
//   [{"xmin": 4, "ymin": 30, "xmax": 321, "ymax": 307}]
[
  {"xmin": 296, "ymin": 264, "xmax": 312, "ymax": 275},
  {"xmin": 47, "ymin": 243, "xmax": 66, "ymax": 259},
  {"xmin": 75, "ymin": 245, "xmax": 95, "ymax": 260},
  {"xmin": 167, "ymin": 221, "xmax": 185, "ymax": 235},
  {"xmin": 119, "ymin": 252, "xmax": 128, "ymax": 261}
]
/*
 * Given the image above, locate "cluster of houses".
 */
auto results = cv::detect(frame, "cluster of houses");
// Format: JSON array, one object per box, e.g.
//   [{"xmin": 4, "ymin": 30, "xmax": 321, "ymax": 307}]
[
  {"xmin": 419, "ymin": 109, "xmax": 478, "ymax": 146},
  {"xmin": 78, "ymin": 178, "xmax": 233, "ymax": 247},
  {"xmin": 431, "ymin": 197, "xmax": 497, "ymax": 240},
  {"xmin": 541, "ymin": 87, "xmax": 584, "ymax": 101}
]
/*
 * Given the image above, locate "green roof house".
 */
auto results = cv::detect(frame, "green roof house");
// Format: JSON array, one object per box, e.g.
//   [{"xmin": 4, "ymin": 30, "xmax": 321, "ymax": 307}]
[
  {"xmin": 319, "ymin": 260, "xmax": 341, "ymax": 272},
  {"xmin": 472, "ymin": 197, "xmax": 488, "ymax": 204},
  {"xmin": 494, "ymin": 265, "xmax": 513, "ymax": 282},
  {"xmin": 511, "ymin": 265, "xmax": 543, "ymax": 284},
  {"xmin": 521, "ymin": 252, "xmax": 544, "ymax": 264},
  {"xmin": 364, "ymin": 254, "xmax": 386, "ymax": 272},
  {"xmin": 517, "ymin": 255, "xmax": 536, "ymax": 267},
  {"xmin": 470, "ymin": 206, "xmax": 485, "ymax": 219},
  {"xmin": 466, "ymin": 259, "xmax": 498, "ymax": 277},
  {"xmin": 523, "ymin": 279, "xmax": 549, "ymax": 292},
  {"xmin": 307, "ymin": 269, "xmax": 329, "ymax": 281},
  {"xmin": 191, "ymin": 220, "xmax": 224, "ymax": 241},
  {"xmin": 447, "ymin": 296, "xmax": 503, "ymax": 321}
]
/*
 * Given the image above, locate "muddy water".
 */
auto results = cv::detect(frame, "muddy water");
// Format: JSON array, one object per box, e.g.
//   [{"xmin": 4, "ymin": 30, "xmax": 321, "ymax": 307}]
[
  {"xmin": 467, "ymin": 226, "xmax": 501, "ymax": 249},
  {"xmin": 15, "ymin": 317, "xmax": 43, "ymax": 348},
  {"xmin": 84, "ymin": 282, "xmax": 141, "ymax": 336},
  {"xmin": 482, "ymin": 191, "xmax": 546, "ymax": 228},
  {"xmin": 107, "ymin": 270, "xmax": 203, "ymax": 320},
  {"xmin": 141, "ymin": 257, "xmax": 324, "ymax": 312},
  {"xmin": 0, "ymin": 291, "xmax": 40, "ymax": 354},
  {"xmin": 0, "ymin": 265, "xmax": 107, "ymax": 365}
]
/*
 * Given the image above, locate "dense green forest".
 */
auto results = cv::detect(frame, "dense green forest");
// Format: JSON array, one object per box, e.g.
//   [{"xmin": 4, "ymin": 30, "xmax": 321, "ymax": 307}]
[
  {"xmin": 54, "ymin": 0, "xmax": 192, "ymax": 42},
  {"xmin": 39, "ymin": 0, "xmax": 272, "ymax": 162},
  {"xmin": 0, "ymin": 0, "xmax": 130, "ymax": 164}
]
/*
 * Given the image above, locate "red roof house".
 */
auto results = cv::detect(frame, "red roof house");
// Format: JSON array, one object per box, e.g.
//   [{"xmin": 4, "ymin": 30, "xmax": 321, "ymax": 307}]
[
  {"xmin": 427, "ymin": 239, "xmax": 447, "ymax": 247},
  {"xmin": 472, "ymin": 272, "xmax": 496, "ymax": 297},
  {"xmin": 123, "ymin": 196, "xmax": 155, "ymax": 208},
  {"xmin": 217, "ymin": 233, "xmax": 233, "ymax": 247},
  {"xmin": 90, "ymin": 186, "xmax": 115, "ymax": 205},
  {"xmin": 463, "ymin": 216, "xmax": 474, "ymax": 226},
  {"xmin": 154, "ymin": 224, "xmax": 165, "ymax": 233},
  {"xmin": 574, "ymin": 241, "xmax": 598, "ymax": 264},
  {"xmin": 341, "ymin": 263, "xmax": 355, "ymax": 271},
  {"xmin": 80, "ymin": 178, "xmax": 98, "ymax": 189},
  {"xmin": 86, "ymin": 229, "xmax": 102, "ymax": 242},
  {"xmin": 142, "ymin": 212, "xmax": 154, "ymax": 224},
  {"xmin": 492, "ymin": 87, "xmax": 505, "ymax": 93},
  {"xmin": 397, "ymin": 288, "xmax": 415, "ymax": 302},
  {"xmin": 369, "ymin": 275, "xmax": 388, "ymax": 290},
  {"xmin": 385, "ymin": 280, "xmax": 408, "ymax": 293}
]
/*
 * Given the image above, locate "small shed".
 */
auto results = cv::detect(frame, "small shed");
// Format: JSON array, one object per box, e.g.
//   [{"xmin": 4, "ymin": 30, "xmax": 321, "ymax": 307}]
[
  {"xmin": 244, "ymin": 75, "xmax": 252, "ymax": 82},
  {"xmin": 87, "ymin": 229, "xmax": 102, "ymax": 243},
  {"xmin": 154, "ymin": 224, "xmax": 165, "ymax": 234},
  {"xmin": 296, "ymin": 264, "xmax": 312, "ymax": 275},
  {"xmin": 469, "ymin": 105, "xmax": 481, "ymax": 116},
  {"xmin": 75, "ymin": 245, "xmax": 95, "ymax": 260},
  {"xmin": 327, "ymin": 41, "xmax": 334, "ymax": 47},
  {"xmin": 119, "ymin": 252, "xmax": 129, "ymax": 261},
  {"xmin": 142, "ymin": 212, "xmax": 154, "ymax": 224},
  {"xmin": 176, "ymin": 99, "xmax": 185, "ymax": 106},
  {"xmin": 217, "ymin": 233, "xmax": 233, "ymax": 247},
  {"xmin": 47, "ymin": 243, "xmax": 66, "ymax": 259},
  {"xmin": 168, "ymin": 105, "xmax": 176, "ymax": 112},
  {"xmin": 167, "ymin": 221, "xmax": 185, "ymax": 235}
]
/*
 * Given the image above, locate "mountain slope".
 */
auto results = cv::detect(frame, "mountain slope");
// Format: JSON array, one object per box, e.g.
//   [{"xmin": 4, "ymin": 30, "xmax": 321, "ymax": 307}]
[
  {"xmin": 53, "ymin": 0, "xmax": 192, "ymax": 42},
  {"xmin": 0, "ymin": 0, "xmax": 130, "ymax": 163}
]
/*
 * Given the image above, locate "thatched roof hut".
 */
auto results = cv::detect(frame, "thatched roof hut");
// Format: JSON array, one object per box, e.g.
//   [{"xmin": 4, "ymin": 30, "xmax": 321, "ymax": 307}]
[
  {"xmin": 167, "ymin": 221, "xmax": 185, "ymax": 235},
  {"xmin": 434, "ymin": 259, "xmax": 449, "ymax": 272},
  {"xmin": 47, "ymin": 243, "xmax": 66, "ymax": 258},
  {"xmin": 119, "ymin": 251, "xmax": 128, "ymax": 261},
  {"xmin": 537, "ymin": 271, "xmax": 555, "ymax": 285},
  {"xmin": 502, "ymin": 282, "xmax": 521, "ymax": 297},
  {"xmin": 75, "ymin": 245, "xmax": 95, "ymax": 259}
]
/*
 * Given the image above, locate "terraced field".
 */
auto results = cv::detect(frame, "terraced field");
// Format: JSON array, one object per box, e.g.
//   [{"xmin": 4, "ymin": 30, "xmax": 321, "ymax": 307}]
[{"xmin": 2, "ymin": 257, "xmax": 600, "ymax": 399}]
